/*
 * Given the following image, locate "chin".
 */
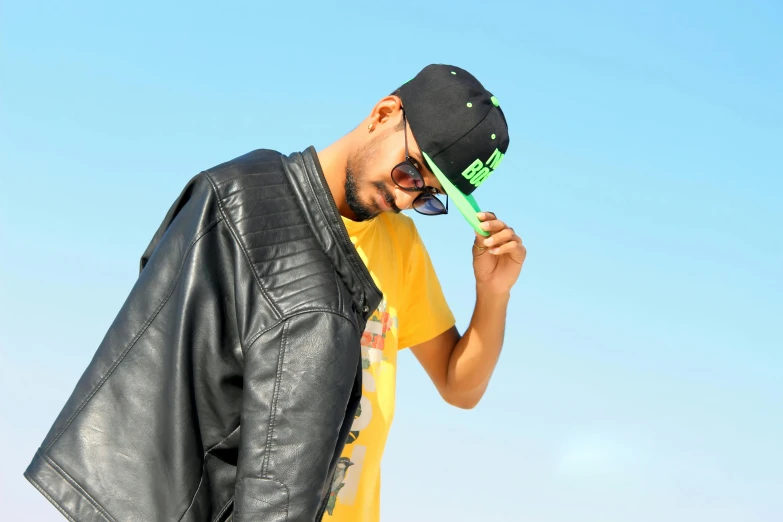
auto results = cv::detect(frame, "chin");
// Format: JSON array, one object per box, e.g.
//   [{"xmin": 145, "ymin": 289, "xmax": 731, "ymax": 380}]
[
  {"xmin": 345, "ymin": 167, "xmax": 386, "ymax": 220},
  {"xmin": 347, "ymin": 200, "xmax": 380, "ymax": 222}
]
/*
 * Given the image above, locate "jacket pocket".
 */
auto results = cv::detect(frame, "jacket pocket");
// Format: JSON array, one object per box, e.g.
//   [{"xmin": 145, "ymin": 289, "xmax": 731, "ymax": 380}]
[{"xmin": 233, "ymin": 477, "xmax": 289, "ymax": 522}]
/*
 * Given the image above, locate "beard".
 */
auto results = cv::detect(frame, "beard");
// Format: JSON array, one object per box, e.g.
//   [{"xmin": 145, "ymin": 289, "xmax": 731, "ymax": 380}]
[
  {"xmin": 344, "ymin": 138, "xmax": 399, "ymax": 221},
  {"xmin": 344, "ymin": 162, "xmax": 379, "ymax": 222}
]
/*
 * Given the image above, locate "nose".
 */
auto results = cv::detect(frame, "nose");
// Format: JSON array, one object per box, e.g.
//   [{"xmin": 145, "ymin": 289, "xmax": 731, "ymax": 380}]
[{"xmin": 393, "ymin": 186, "xmax": 416, "ymax": 210}]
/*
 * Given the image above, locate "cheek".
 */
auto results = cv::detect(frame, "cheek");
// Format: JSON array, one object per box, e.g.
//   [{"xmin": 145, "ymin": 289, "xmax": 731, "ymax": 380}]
[
  {"xmin": 358, "ymin": 162, "xmax": 391, "ymax": 190},
  {"xmin": 372, "ymin": 143, "xmax": 405, "ymax": 186},
  {"xmin": 357, "ymin": 135, "xmax": 402, "ymax": 188}
]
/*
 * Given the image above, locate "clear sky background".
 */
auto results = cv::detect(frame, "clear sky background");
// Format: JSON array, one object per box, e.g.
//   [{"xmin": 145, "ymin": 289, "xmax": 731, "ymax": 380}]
[{"xmin": 1, "ymin": 1, "xmax": 781, "ymax": 521}]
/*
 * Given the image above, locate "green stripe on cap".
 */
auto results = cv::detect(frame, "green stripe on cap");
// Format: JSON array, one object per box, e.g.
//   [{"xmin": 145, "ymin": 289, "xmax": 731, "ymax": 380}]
[{"xmin": 422, "ymin": 152, "xmax": 489, "ymax": 236}]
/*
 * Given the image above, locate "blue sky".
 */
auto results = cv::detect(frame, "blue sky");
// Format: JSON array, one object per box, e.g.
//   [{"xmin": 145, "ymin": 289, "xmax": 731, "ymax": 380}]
[{"xmin": 1, "ymin": 1, "xmax": 781, "ymax": 520}]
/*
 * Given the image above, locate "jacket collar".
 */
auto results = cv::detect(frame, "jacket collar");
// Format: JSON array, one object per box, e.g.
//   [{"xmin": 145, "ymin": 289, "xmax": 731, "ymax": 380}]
[{"xmin": 282, "ymin": 147, "xmax": 382, "ymax": 322}]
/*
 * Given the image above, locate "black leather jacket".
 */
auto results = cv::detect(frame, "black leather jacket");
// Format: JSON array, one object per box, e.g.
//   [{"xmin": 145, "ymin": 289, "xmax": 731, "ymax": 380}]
[{"xmin": 24, "ymin": 147, "xmax": 382, "ymax": 522}]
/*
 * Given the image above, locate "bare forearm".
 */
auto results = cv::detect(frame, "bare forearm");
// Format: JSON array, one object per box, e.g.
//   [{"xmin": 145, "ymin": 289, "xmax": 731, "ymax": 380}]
[
  {"xmin": 445, "ymin": 288, "xmax": 509, "ymax": 407},
  {"xmin": 413, "ymin": 212, "xmax": 524, "ymax": 410}
]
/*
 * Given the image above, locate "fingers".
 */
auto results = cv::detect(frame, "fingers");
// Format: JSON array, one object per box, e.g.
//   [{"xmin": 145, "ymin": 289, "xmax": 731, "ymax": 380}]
[
  {"xmin": 488, "ymin": 233, "xmax": 523, "ymax": 254},
  {"xmin": 475, "ymin": 212, "xmax": 524, "ymax": 257},
  {"xmin": 487, "ymin": 241, "xmax": 522, "ymax": 256},
  {"xmin": 482, "ymin": 227, "xmax": 515, "ymax": 247},
  {"xmin": 478, "ymin": 213, "xmax": 507, "ymax": 235},
  {"xmin": 489, "ymin": 238, "xmax": 525, "ymax": 257}
]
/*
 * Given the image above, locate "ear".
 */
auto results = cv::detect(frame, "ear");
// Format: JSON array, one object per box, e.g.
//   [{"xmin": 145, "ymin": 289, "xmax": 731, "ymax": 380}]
[{"xmin": 368, "ymin": 95, "xmax": 403, "ymax": 129}]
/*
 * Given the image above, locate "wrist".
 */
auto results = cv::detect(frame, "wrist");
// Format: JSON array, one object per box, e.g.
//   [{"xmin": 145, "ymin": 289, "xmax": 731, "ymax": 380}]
[{"xmin": 475, "ymin": 284, "xmax": 511, "ymax": 305}]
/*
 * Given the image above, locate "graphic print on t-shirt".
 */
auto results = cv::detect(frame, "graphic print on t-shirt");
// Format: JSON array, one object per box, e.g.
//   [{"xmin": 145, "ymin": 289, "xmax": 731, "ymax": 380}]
[
  {"xmin": 329, "ymin": 212, "xmax": 455, "ymax": 522},
  {"xmin": 325, "ymin": 299, "xmax": 396, "ymax": 516}
]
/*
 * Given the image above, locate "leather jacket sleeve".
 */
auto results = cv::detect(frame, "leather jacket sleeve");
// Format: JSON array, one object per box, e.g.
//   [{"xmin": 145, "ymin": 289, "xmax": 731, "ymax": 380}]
[
  {"xmin": 23, "ymin": 149, "xmax": 376, "ymax": 522},
  {"xmin": 139, "ymin": 175, "xmax": 198, "ymax": 274},
  {"xmin": 233, "ymin": 312, "xmax": 362, "ymax": 521}
]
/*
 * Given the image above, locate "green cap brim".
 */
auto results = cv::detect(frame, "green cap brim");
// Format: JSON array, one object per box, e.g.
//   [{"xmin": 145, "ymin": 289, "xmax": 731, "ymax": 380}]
[{"xmin": 422, "ymin": 152, "xmax": 489, "ymax": 236}]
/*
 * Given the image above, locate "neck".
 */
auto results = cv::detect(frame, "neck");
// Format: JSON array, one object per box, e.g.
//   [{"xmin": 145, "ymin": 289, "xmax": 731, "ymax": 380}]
[{"xmin": 316, "ymin": 135, "xmax": 354, "ymax": 219}]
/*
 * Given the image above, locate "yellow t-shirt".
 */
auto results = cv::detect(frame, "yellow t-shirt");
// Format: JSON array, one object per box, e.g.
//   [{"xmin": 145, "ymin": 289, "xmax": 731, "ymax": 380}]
[{"xmin": 324, "ymin": 212, "xmax": 455, "ymax": 521}]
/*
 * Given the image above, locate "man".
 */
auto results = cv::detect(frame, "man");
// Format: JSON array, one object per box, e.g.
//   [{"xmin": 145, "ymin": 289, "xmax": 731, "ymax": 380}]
[
  {"xmin": 25, "ymin": 64, "xmax": 523, "ymax": 522},
  {"xmin": 316, "ymin": 65, "xmax": 524, "ymax": 521}
]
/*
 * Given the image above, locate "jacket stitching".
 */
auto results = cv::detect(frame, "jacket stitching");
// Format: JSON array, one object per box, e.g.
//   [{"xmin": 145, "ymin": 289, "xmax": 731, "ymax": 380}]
[
  {"xmin": 40, "ymin": 453, "xmax": 118, "ymax": 522},
  {"xmin": 260, "ymin": 264, "xmax": 332, "ymax": 281},
  {"xmin": 25, "ymin": 473, "xmax": 79, "ymax": 522},
  {"xmin": 296, "ymin": 152, "xmax": 380, "ymax": 305},
  {"xmin": 244, "ymin": 311, "xmax": 355, "ymax": 520},
  {"xmin": 211, "ymin": 497, "xmax": 234, "ymax": 522},
  {"xmin": 231, "ymin": 480, "xmax": 291, "ymax": 520},
  {"xmin": 179, "ymin": 472, "xmax": 207, "ymax": 522},
  {"xmin": 219, "ymin": 180, "xmax": 290, "ymax": 200},
  {"xmin": 245, "ymin": 307, "xmax": 358, "ymax": 349},
  {"xmin": 202, "ymin": 170, "xmax": 283, "ymax": 320},
  {"xmin": 207, "ymin": 159, "xmax": 279, "ymax": 179},
  {"xmin": 243, "ymin": 245, "xmax": 321, "ymax": 260},
  {"xmin": 180, "ymin": 424, "xmax": 242, "ymax": 522},
  {"xmin": 335, "ymin": 272, "xmax": 343, "ymax": 314},
  {"xmin": 231, "ymin": 207, "xmax": 300, "ymax": 227},
  {"xmin": 261, "ymin": 319, "xmax": 289, "ymax": 477},
  {"xmin": 45, "ymin": 216, "xmax": 223, "ymax": 452},
  {"xmin": 241, "ymin": 221, "xmax": 309, "ymax": 237},
  {"xmin": 275, "ymin": 279, "xmax": 339, "ymax": 303}
]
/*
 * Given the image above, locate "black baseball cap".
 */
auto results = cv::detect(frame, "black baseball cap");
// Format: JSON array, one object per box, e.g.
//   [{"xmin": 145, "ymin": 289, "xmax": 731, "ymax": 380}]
[{"xmin": 398, "ymin": 64, "xmax": 510, "ymax": 236}]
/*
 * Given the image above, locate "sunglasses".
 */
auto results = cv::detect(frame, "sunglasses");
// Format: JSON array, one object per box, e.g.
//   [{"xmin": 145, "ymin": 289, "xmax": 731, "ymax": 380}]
[{"xmin": 389, "ymin": 109, "xmax": 449, "ymax": 216}]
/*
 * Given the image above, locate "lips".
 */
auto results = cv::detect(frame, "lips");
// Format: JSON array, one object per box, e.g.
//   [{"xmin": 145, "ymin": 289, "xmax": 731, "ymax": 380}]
[{"xmin": 376, "ymin": 189, "xmax": 390, "ymax": 211}]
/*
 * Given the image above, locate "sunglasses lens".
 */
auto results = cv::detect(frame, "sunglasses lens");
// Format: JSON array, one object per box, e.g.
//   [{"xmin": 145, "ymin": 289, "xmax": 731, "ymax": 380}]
[
  {"xmin": 413, "ymin": 193, "xmax": 447, "ymax": 215},
  {"xmin": 392, "ymin": 162, "xmax": 425, "ymax": 190}
]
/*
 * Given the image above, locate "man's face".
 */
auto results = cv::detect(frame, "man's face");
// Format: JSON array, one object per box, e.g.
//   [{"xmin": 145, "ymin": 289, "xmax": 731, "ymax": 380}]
[{"xmin": 344, "ymin": 114, "xmax": 444, "ymax": 222}]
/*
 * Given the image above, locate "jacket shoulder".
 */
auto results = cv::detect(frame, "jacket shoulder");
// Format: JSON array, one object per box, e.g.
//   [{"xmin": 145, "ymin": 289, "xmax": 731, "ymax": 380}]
[{"xmin": 202, "ymin": 149, "xmax": 356, "ymax": 323}]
